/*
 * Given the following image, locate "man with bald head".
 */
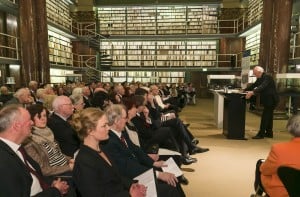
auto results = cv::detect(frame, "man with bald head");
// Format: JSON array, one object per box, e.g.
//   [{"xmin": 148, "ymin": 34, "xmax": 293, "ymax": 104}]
[
  {"xmin": 47, "ymin": 96, "xmax": 80, "ymax": 157},
  {"xmin": 245, "ymin": 66, "xmax": 279, "ymax": 139}
]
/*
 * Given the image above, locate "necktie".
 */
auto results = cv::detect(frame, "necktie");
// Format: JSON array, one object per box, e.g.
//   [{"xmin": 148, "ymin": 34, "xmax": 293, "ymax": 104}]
[
  {"xmin": 18, "ymin": 146, "xmax": 49, "ymax": 190},
  {"xmin": 120, "ymin": 133, "xmax": 128, "ymax": 148}
]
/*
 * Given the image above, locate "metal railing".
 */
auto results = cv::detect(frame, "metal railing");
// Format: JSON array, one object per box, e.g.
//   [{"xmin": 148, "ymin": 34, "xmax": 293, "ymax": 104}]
[{"xmin": 290, "ymin": 28, "xmax": 300, "ymax": 61}]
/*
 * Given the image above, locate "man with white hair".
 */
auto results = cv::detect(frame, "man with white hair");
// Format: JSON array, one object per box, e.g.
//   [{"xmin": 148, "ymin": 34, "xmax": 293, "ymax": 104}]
[
  {"xmin": 245, "ymin": 66, "xmax": 279, "ymax": 139},
  {"xmin": 29, "ymin": 80, "xmax": 38, "ymax": 102},
  {"xmin": 5, "ymin": 87, "xmax": 33, "ymax": 107},
  {"xmin": 47, "ymin": 96, "xmax": 80, "ymax": 157}
]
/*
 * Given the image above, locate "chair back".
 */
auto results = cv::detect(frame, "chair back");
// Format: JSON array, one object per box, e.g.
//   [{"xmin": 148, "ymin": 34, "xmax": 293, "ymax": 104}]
[{"xmin": 277, "ymin": 166, "xmax": 300, "ymax": 197}]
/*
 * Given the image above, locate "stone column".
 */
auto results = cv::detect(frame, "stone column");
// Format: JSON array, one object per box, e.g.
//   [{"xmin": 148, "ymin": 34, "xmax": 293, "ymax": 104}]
[{"xmin": 19, "ymin": 0, "xmax": 50, "ymax": 85}]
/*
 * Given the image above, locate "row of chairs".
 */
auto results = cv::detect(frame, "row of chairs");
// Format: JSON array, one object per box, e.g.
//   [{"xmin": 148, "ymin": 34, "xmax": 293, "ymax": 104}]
[{"xmin": 251, "ymin": 165, "xmax": 300, "ymax": 197}]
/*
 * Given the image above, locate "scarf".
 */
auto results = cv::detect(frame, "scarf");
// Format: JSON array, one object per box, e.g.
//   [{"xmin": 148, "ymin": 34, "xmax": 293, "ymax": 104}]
[{"xmin": 31, "ymin": 126, "xmax": 55, "ymax": 145}]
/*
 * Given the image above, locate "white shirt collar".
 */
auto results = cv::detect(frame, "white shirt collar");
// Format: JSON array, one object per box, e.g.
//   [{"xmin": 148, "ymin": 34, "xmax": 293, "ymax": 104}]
[
  {"xmin": 110, "ymin": 129, "xmax": 122, "ymax": 138},
  {"xmin": 0, "ymin": 137, "xmax": 20, "ymax": 153}
]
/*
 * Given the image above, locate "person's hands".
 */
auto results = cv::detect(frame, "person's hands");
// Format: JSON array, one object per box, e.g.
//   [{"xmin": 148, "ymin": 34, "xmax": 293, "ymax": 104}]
[
  {"xmin": 153, "ymin": 160, "xmax": 167, "ymax": 168},
  {"xmin": 51, "ymin": 178, "xmax": 69, "ymax": 195},
  {"xmin": 148, "ymin": 154, "xmax": 159, "ymax": 161},
  {"xmin": 129, "ymin": 183, "xmax": 147, "ymax": 197},
  {"xmin": 143, "ymin": 107, "xmax": 150, "ymax": 117},
  {"xmin": 157, "ymin": 172, "xmax": 178, "ymax": 187},
  {"xmin": 68, "ymin": 159, "xmax": 75, "ymax": 170},
  {"xmin": 164, "ymin": 103, "xmax": 170, "ymax": 109},
  {"xmin": 245, "ymin": 91, "xmax": 254, "ymax": 99}
]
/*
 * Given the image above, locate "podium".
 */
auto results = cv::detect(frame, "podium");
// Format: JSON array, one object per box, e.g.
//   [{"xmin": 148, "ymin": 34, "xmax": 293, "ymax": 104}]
[{"xmin": 222, "ymin": 93, "xmax": 246, "ymax": 139}]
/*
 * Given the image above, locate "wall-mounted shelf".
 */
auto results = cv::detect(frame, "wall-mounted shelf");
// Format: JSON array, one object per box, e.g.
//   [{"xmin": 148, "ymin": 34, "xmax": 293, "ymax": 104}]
[
  {"xmin": 101, "ymin": 71, "xmax": 185, "ymax": 84},
  {"xmin": 245, "ymin": 29, "xmax": 260, "ymax": 66},
  {"xmin": 48, "ymin": 30, "xmax": 72, "ymax": 66},
  {"xmin": 97, "ymin": 4, "xmax": 218, "ymax": 36},
  {"xmin": 100, "ymin": 39, "xmax": 217, "ymax": 68},
  {"xmin": 46, "ymin": 0, "xmax": 72, "ymax": 29},
  {"xmin": 247, "ymin": 0, "xmax": 263, "ymax": 25}
]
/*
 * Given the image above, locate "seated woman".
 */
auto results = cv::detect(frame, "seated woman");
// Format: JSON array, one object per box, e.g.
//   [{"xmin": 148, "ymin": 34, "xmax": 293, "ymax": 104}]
[
  {"xmin": 24, "ymin": 104, "xmax": 74, "ymax": 177},
  {"xmin": 70, "ymin": 107, "xmax": 146, "ymax": 197},
  {"xmin": 258, "ymin": 115, "xmax": 300, "ymax": 197}
]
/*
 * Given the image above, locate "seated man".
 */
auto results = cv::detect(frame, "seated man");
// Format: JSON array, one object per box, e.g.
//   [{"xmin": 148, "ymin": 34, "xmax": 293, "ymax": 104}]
[
  {"xmin": 47, "ymin": 96, "xmax": 80, "ymax": 157},
  {"xmin": 0, "ymin": 104, "xmax": 70, "ymax": 197},
  {"xmin": 254, "ymin": 115, "xmax": 300, "ymax": 197},
  {"xmin": 102, "ymin": 104, "xmax": 185, "ymax": 197}
]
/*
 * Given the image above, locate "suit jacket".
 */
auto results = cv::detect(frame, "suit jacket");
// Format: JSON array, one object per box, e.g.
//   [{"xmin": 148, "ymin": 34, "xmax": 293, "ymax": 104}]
[
  {"xmin": 47, "ymin": 113, "xmax": 80, "ymax": 157},
  {"xmin": 0, "ymin": 140, "xmax": 61, "ymax": 197},
  {"xmin": 245, "ymin": 72, "xmax": 279, "ymax": 107},
  {"xmin": 131, "ymin": 114, "xmax": 155, "ymax": 146},
  {"xmin": 73, "ymin": 144, "xmax": 131, "ymax": 197},
  {"xmin": 83, "ymin": 96, "xmax": 91, "ymax": 108},
  {"xmin": 102, "ymin": 130, "xmax": 154, "ymax": 179},
  {"xmin": 260, "ymin": 137, "xmax": 300, "ymax": 197}
]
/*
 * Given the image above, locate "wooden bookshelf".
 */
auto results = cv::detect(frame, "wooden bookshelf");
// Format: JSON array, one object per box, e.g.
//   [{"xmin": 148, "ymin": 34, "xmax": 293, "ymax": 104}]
[
  {"xmin": 247, "ymin": 0, "xmax": 263, "ymax": 25},
  {"xmin": 186, "ymin": 40, "xmax": 217, "ymax": 67},
  {"xmin": 98, "ymin": 7, "xmax": 126, "ymax": 35},
  {"xmin": 100, "ymin": 39, "xmax": 217, "ymax": 68},
  {"xmin": 48, "ymin": 30, "xmax": 73, "ymax": 66},
  {"xmin": 100, "ymin": 71, "xmax": 185, "ymax": 84},
  {"xmin": 127, "ymin": 41, "xmax": 156, "ymax": 67},
  {"xmin": 96, "ymin": 4, "xmax": 219, "ymax": 35},
  {"xmin": 187, "ymin": 5, "xmax": 218, "ymax": 34},
  {"xmin": 245, "ymin": 30, "xmax": 261, "ymax": 66},
  {"xmin": 127, "ymin": 7, "xmax": 156, "ymax": 35},
  {"xmin": 46, "ymin": 0, "xmax": 72, "ymax": 29},
  {"xmin": 157, "ymin": 6, "xmax": 186, "ymax": 35}
]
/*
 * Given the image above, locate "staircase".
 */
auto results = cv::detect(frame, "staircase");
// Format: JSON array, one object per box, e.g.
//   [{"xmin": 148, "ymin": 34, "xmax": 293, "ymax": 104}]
[{"xmin": 77, "ymin": 23, "xmax": 113, "ymax": 81}]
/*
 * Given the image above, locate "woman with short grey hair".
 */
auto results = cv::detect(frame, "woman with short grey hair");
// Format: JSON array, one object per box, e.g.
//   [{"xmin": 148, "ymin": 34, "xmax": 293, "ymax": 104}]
[{"xmin": 287, "ymin": 115, "xmax": 300, "ymax": 137}]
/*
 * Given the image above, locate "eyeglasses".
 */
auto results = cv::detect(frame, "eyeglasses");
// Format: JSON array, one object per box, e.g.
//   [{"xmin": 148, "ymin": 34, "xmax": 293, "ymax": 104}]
[{"xmin": 62, "ymin": 103, "xmax": 73, "ymax": 106}]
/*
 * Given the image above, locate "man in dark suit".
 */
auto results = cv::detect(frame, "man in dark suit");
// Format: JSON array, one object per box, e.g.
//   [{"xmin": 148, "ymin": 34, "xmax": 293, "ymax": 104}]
[
  {"xmin": 47, "ymin": 96, "xmax": 80, "ymax": 157},
  {"xmin": 245, "ymin": 66, "xmax": 279, "ymax": 139},
  {"xmin": 102, "ymin": 104, "xmax": 185, "ymax": 197},
  {"xmin": 82, "ymin": 86, "xmax": 92, "ymax": 108},
  {"xmin": 0, "ymin": 104, "xmax": 69, "ymax": 197}
]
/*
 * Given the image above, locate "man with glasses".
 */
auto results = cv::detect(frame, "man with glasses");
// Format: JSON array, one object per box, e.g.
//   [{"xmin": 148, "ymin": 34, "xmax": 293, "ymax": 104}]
[{"xmin": 47, "ymin": 96, "xmax": 80, "ymax": 157}]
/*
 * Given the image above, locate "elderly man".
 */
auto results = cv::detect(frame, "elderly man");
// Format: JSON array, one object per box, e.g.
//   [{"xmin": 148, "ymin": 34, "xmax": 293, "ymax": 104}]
[
  {"xmin": 0, "ymin": 104, "xmax": 69, "ymax": 196},
  {"xmin": 245, "ymin": 66, "xmax": 279, "ymax": 139},
  {"xmin": 47, "ymin": 96, "xmax": 80, "ymax": 157},
  {"xmin": 29, "ymin": 80, "xmax": 38, "ymax": 102},
  {"xmin": 5, "ymin": 87, "xmax": 33, "ymax": 107},
  {"xmin": 0, "ymin": 85, "xmax": 13, "ymax": 105}
]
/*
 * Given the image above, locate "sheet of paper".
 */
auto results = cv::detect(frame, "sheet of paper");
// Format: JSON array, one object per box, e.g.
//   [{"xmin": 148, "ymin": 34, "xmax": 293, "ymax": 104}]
[
  {"xmin": 158, "ymin": 148, "xmax": 181, "ymax": 156},
  {"xmin": 134, "ymin": 168, "xmax": 157, "ymax": 197},
  {"xmin": 161, "ymin": 157, "xmax": 183, "ymax": 177}
]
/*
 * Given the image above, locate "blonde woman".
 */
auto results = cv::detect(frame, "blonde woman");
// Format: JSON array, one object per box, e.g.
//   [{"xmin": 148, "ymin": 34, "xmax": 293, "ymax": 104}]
[{"xmin": 71, "ymin": 108, "xmax": 146, "ymax": 197}]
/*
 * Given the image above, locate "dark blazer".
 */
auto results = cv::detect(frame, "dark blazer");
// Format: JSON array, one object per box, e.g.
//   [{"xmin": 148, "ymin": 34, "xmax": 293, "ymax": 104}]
[
  {"xmin": 47, "ymin": 113, "xmax": 80, "ymax": 157},
  {"xmin": 102, "ymin": 130, "xmax": 154, "ymax": 179},
  {"xmin": 0, "ymin": 140, "xmax": 61, "ymax": 197},
  {"xmin": 83, "ymin": 96, "xmax": 92, "ymax": 108},
  {"xmin": 245, "ymin": 73, "xmax": 279, "ymax": 107},
  {"xmin": 73, "ymin": 144, "xmax": 132, "ymax": 197}
]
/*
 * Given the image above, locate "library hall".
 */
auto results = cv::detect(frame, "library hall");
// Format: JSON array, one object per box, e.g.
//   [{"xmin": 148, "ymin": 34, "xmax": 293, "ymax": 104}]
[{"xmin": 0, "ymin": 0, "xmax": 300, "ymax": 197}]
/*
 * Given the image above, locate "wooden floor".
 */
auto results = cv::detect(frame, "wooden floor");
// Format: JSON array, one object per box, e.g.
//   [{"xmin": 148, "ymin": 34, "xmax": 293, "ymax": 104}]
[{"xmin": 179, "ymin": 98, "xmax": 290, "ymax": 197}]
